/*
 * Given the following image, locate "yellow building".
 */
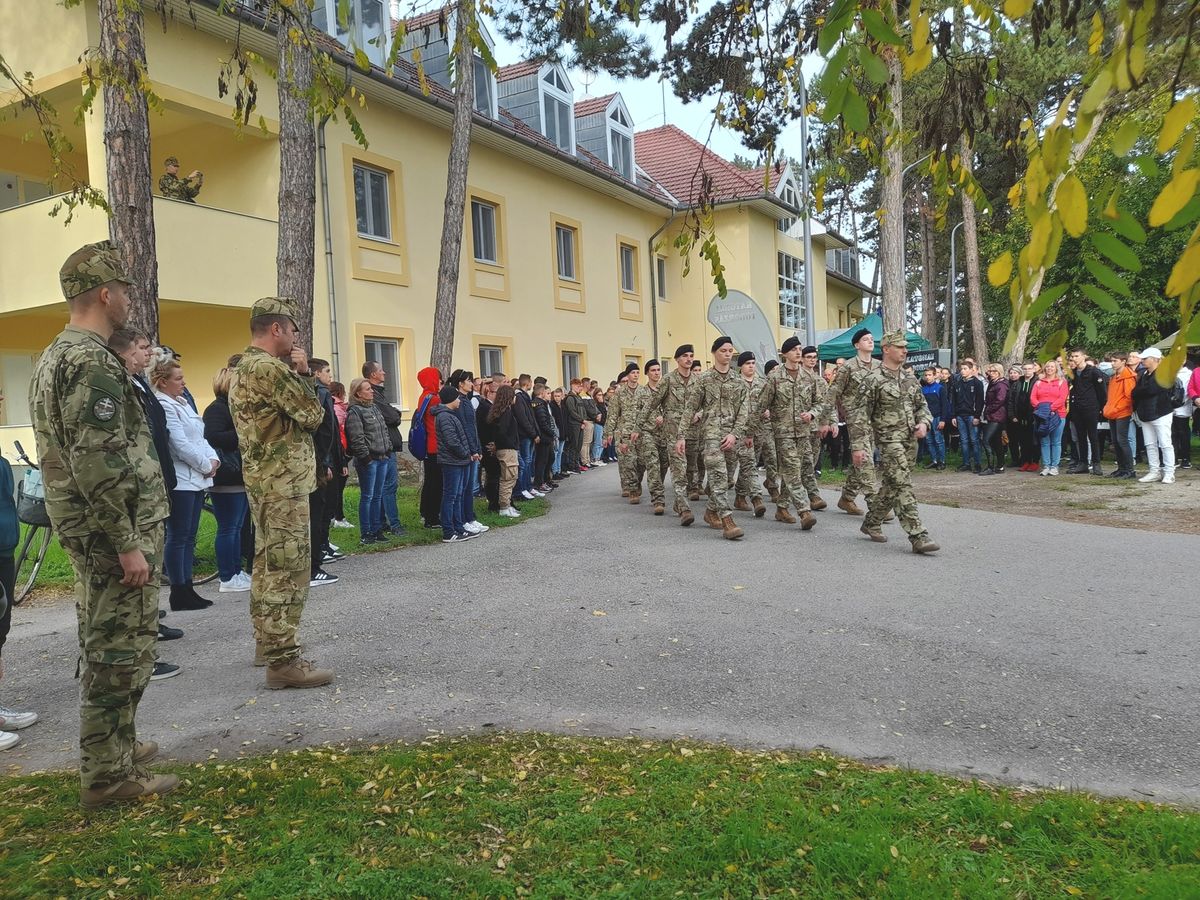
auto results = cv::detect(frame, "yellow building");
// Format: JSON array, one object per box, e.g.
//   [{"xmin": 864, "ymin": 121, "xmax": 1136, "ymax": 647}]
[{"xmin": 0, "ymin": 0, "xmax": 869, "ymax": 433}]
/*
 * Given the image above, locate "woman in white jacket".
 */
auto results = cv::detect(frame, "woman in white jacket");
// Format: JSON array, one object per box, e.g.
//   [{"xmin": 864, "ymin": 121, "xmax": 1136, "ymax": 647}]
[{"xmin": 151, "ymin": 353, "xmax": 219, "ymax": 612}]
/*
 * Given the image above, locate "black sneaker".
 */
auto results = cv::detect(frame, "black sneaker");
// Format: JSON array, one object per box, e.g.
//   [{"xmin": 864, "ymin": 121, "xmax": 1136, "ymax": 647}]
[
  {"xmin": 150, "ymin": 661, "xmax": 181, "ymax": 681},
  {"xmin": 157, "ymin": 624, "xmax": 184, "ymax": 642},
  {"xmin": 442, "ymin": 532, "xmax": 472, "ymax": 543},
  {"xmin": 1181, "ymin": 461, "xmax": 1193, "ymax": 469},
  {"xmin": 360, "ymin": 533, "xmax": 381, "ymax": 546},
  {"xmin": 385, "ymin": 525, "xmax": 408, "ymax": 537},
  {"xmin": 321, "ymin": 551, "xmax": 344, "ymax": 565},
  {"xmin": 309, "ymin": 570, "xmax": 339, "ymax": 587}
]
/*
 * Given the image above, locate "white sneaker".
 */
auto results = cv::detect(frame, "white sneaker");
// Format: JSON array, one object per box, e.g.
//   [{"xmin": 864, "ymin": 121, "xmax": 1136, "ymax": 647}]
[
  {"xmin": 519, "ymin": 490, "xmax": 534, "ymax": 500},
  {"xmin": 467, "ymin": 520, "xmax": 489, "ymax": 533},
  {"xmin": 330, "ymin": 518, "xmax": 353, "ymax": 529},
  {"xmin": 1048, "ymin": 467, "xmax": 1059, "ymax": 475},
  {"xmin": 1138, "ymin": 469, "xmax": 1163, "ymax": 483},
  {"xmin": 1162, "ymin": 472, "xmax": 1176, "ymax": 484},
  {"xmin": 220, "ymin": 573, "xmax": 252, "ymax": 593},
  {"xmin": 530, "ymin": 489, "xmax": 546, "ymax": 498},
  {"xmin": 462, "ymin": 521, "xmax": 481, "ymax": 534},
  {"xmin": 593, "ymin": 460, "xmax": 607, "ymax": 466},
  {"xmin": 0, "ymin": 705, "xmax": 39, "ymax": 731},
  {"xmin": 500, "ymin": 506, "xmax": 521, "ymax": 518},
  {"xmin": 1039, "ymin": 468, "xmax": 1049, "ymax": 477},
  {"xmin": 0, "ymin": 731, "xmax": 19, "ymax": 751}
]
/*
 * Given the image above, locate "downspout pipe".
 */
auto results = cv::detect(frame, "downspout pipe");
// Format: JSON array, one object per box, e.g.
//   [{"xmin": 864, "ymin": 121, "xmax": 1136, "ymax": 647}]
[
  {"xmin": 317, "ymin": 112, "xmax": 340, "ymax": 380},
  {"xmin": 647, "ymin": 209, "xmax": 679, "ymax": 361}
]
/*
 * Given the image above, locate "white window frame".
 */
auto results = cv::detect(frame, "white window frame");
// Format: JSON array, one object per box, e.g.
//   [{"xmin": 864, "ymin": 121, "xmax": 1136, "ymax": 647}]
[
  {"xmin": 778, "ymin": 177, "xmax": 799, "ymax": 233},
  {"xmin": 778, "ymin": 251, "xmax": 805, "ymax": 332},
  {"xmin": 606, "ymin": 98, "xmax": 635, "ymax": 180},
  {"xmin": 539, "ymin": 65, "xmax": 575, "ymax": 153},
  {"xmin": 555, "ymin": 223, "xmax": 578, "ymax": 281},
  {"xmin": 363, "ymin": 337, "xmax": 400, "ymax": 404},
  {"xmin": 655, "ymin": 255, "xmax": 667, "ymax": 301},
  {"xmin": 353, "ymin": 162, "xmax": 391, "ymax": 241},
  {"xmin": 311, "ymin": 0, "xmax": 389, "ymax": 67},
  {"xmin": 472, "ymin": 54, "xmax": 497, "ymax": 118},
  {"xmin": 619, "ymin": 243, "xmax": 637, "ymax": 294},
  {"xmin": 478, "ymin": 345, "xmax": 504, "ymax": 377},
  {"xmin": 471, "ymin": 198, "xmax": 498, "ymax": 264},
  {"xmin": 562, "ymin": 351, "xmax": 582, "ymax": 387}
]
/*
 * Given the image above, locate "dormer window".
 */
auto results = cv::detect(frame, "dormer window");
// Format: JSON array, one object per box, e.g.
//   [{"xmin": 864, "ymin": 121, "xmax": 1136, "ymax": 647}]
[
  {"xmin": 778, "ymin": 177, "xmax": 799, "ymax": 233},
  {"xmin": 311, "ymin": 0, "xmax": 390, "ymax": 67},
  {"xmin": 473, "ymin": 55, "xmax": 496, "ymax": 117},
  {"xmin": 540, "ymin": 66, "xmax": 574, "ymax": 152},
  {"xmin": 607, "ymin": 102, "xmax": 634, "ymax": 179}
]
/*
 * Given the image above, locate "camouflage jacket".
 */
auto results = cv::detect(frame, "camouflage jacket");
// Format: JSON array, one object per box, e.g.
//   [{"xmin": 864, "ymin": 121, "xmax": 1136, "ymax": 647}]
[
  {"xmin": 678, "ymin": 366, "xmax": 749, "ymax": 444},
  {"xmin": 603, "ymin": 384, "xmax": 641, "ymax": 443},
  {"xmin": 802, "ymin": 366, "xmax": 834, "ymax": 427},
  {"xmin": 228, "ymin": 346, "xmax": 324, "ymax": 499},
  {"xmin": 754, "ymin": 364, "xmax": 824, "ymax": 440},
  {"xmin": 28, "ymin": 325, "xmax": 169, "ymax": 552},
  {"xmin": 638, "ymin": 367, "xmax": 699, "ymax": 439},
  {"xmin": 847, "ymin": 366, "xmax": 933, "ymax": 452},
  {"xmin": 829, "ymin": 356, "xmax": 881, "ymax": 437},
  {"xmin": 631, "ymin": 381, "xmax": 670, "ymax": 443},
  {"xmin": 158, "ymin": 173, "xmax": 201, "ymax": 202},
  {"xmin": 741, "ymin": 374, "xmax": 772, "ymax": 440}
]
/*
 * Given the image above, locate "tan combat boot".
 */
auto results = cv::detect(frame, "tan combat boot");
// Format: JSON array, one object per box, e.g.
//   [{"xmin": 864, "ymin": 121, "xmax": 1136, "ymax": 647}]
[
  {"xmin": 775, "ymin": 506, "xmax": 796, "ymax": 524},
  {"xmin": 703, "ymin": 508, "xmax": 722, "ymax": 529},
  {"xmin": 133, "ymin": 740, "xmax": 158, "ymax": 764},
  {"xmin": 911, "ymin": 537, "xmax": 940, "ymax": 554},
  {"xmin": 81, "ymin": 768, "xmax": 180, "ymax": 809},
  {"xmin": 621, "ymin": 490, "xmax": 630, "ymax": 498},
  {"xmin": 809, "ymin": 493, "xmax": 828, "ymax": 511},
  {"xmin": 721, "ymin": 515, "xmax": 744, "ymax": 540},
  {"xmin": 653, "ymin": 503, "xmax": 665, "ymax": 516},
  {"xmin": 629, "ymin": 492, "xmax": 641, "ymax": 505},
  {"xmin": 253, "ymin": 642, "xmax": 266, "ymax": 667},
  {"xmin": 688, "ymin": 489, "xmax": 701, "ymax": 501},
  {"xmin": 837, "ymin": 494, "xmax": 863, "ymax": 516},
  {"xmin": 267, "ymin": 658, "xmax": 334, "ymax": 690},
  {"xmin": 734, "ymin": 495, "xmax": 752, "ymax": 512},
  {"xmin": 751, "ymin": 496, "xmax": 766, "ymax": 518},
  {"xmin": 799, "ymin": 511, "xmax": 817, "ymax": 530},
  {"xmin": 680, "ymin": 508, "xmax": 695, "ymax": 527},
  {"xmin": 860, "ymin": 523, "xmax": 887, "ymax": 543}
]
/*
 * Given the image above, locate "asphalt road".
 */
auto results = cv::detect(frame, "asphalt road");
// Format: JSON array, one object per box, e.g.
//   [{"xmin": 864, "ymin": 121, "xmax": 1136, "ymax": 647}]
[{"xmin": 3, "ymin": 467, "xmax": 1197, "ymax": 804}]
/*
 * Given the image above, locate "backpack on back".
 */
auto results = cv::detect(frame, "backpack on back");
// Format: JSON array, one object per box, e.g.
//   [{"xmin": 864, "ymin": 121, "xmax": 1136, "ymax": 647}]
[{"xmin": 408, "ymin": 394, "xmax": 433, "ymax": 461}]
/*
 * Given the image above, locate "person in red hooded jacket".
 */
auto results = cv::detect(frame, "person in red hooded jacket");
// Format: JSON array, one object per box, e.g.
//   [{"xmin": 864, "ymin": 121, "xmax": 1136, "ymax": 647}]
[{"xmin": 416, "ymin": 366, "xmax": 443, "ymax": 528}]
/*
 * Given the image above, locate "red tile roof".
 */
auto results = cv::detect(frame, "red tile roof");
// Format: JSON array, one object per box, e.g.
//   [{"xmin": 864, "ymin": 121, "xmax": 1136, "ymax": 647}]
[
  {"xmin": 573, "ymin": 93, "xmax": 615, "ymax": 118},
  {"xmin": 396, "ymin": 8, "xmax": 448, "ymax": 33},
  {"xmin": 634, "ymin": 125, "xmax": 766, "ymax": 205},
  {"xmin": 496, "ymin": 59, "xmax": 543, "ymax": 82}
]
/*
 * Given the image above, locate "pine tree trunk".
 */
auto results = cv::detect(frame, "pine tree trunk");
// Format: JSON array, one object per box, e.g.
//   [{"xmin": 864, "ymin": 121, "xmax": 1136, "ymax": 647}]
[
  {"xmin": 429, "ymin": 0, "xmax": 476, "ymax": 375},
  {"xmin": 99, "ymin": 0, "xmax": 158, "ymax": 341},
  {"xmin": 958, "ymin": 136, "xmax": 989, "ymax": 365},
  {"xmin": 879, "ymin": 29, "xmax": 905, "ymax": 332},
  {"xmin": 919, "ymin": 194, "xmax": 937, "ymax": 343},
  {"xmin": 276, "ymin": 12, "xmax": 316, "ymax": 354}
]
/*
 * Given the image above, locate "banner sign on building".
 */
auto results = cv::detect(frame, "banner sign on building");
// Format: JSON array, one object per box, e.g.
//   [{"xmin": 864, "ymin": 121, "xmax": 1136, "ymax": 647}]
[{"xmin": 706, "ymin": 291, "xmax": 779, "ymax": 366}]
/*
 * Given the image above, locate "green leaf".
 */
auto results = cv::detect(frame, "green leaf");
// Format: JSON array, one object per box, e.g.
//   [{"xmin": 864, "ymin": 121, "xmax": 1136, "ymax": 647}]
[
  {"xmin": 859, "ymin": 46, "xmax": 889, "ymax": 84},
  {"xmin": 1027, "ymin": 282, "xmax": 1069, "ymax": 318},
  {"xmin": 842, "ymin": 87, "xmax": 869, "ymax": 132},
  {"xmin": 821, "ymin": 77, "xmax": 849, "ymax": 124},
  {"xmin": 1076, "ymin": 309, "xmax": 1098, "ymax": 342},
  {"xmin": 1090, "ymin": 232, "xmax": 1142, "ymax": 272},
  {"xmin": 1164, "ymin": 196, "xmax": 1200, "ymax": 232},
  {"xmin": 1132, "ymin": 155, "xmax": 1159, "ymax": 179},
  {"xmin": 818, "ymin": 12, "xmax": 852, "ymax": 55},
  {"xmin": 1039, "ymin": 328, "xmax": 1070, "ymax": 363},
  {"xmin": 353, "ymin": 47, "xmax": 371, "ymax": 71},
  {"xmin": 1109, "ymin": 209, "xmax": 1147, "ymax": 244},
  {"xmin": 1082, "ymin": 258, "xmax": 1132, "ymax": 297},
  {"xmin": 1112, "ymin": 118, "xmax": 1141, "ymax": 157},
  {"xmin": 861, "ymin": 9, "xmax": 904, "ymax": 45},
  {"xmin": 1080, "ymin": 283, "xmax": 1120, "ymax": 314},
  {"xmin": 818, "ymin": 44, "xmax": 851, "ymax": 95}
]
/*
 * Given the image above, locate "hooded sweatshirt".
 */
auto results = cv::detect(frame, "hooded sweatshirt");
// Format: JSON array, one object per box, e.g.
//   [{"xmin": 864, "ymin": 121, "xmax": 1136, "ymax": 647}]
[{"xmin": 416, "ymin": 366, "xmax": 442, "ymax": 456}]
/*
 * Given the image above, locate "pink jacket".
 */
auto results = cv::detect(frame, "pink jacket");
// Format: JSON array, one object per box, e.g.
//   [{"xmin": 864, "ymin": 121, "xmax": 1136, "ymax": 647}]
[
  {"xmin": 1030, "ymin": 377, "xmax": 1068, "ymax": 418},
  {"xmin": 1188, "ymin": 367, "xmax": 1200, "ymax": 400}
]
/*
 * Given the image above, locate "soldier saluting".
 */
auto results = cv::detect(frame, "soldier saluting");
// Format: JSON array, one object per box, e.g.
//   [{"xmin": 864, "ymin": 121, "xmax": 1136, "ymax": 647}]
[{"xmin": 29, "ymin": 241, "xmax": 178, "ymax": 808}]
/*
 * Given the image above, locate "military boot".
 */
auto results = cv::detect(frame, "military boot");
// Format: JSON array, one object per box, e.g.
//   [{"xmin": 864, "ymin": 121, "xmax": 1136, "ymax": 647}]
[
  {"xmin": 775, "ymin": 506, "xmax": 796, "ymax": 524},
  {"xmin": 621, "ymin": 490, "xmax": 630, "ymax": 498},
  {"xmin": 721, "ymin": 516, "xmax": 744, "ymax": 540},
  {"xmin": 80, "ymin": 768, "xmax": 180, "ymax": 809},
  {"xmin": 799, "ymin": 511, "xmax": 817, "ymax": 530},
  {"xmin": 809, "ymin": 493, "xmax": 828, "ymax": 511},
  {"xmin": 133, "ymin": 740, "xmax": 159, "ymax": 764},
  {"xmin": 837, "ymin": 494, "xmax": 863, "ymax": 516},
  {"xmin": 751, "ymin": 496, "xmax": 766, "ymax": 517},
  {"xmin": 253, "ymin": 642, "xmax": 266, "ymax": 667},
  {"xmin": 703, "ymin": 508, "xmax": 722, "ymax": 529},
  {"xmin": 765, "ymin": 482, "xmax": 780, "ymax": 503},
  {"xmin": 266, "ymin": 658, "xmax": 334, "ymax": 690},
  {"xmin": 629, "ymin": 492, "xmax": 641, "ymax": 505},
  {"xmin": 911, "ymin": 537, "xmax": 940, "ymax": 554},
  {"xmin": 680, "ymin": 508, "xmax": 695, "ymax": 527},
  {"xmin": 688, "ymin": 489, "xmax": 701, "ymax": 501},
  {"xmin": 734, "ymin": 495, "xmax": 752, "ymax": 512},
  {"xmin": 860, "ymin": 523, "xmax": 887, "ymax": 543},
  {"xmin": 653, "ymin": 502, "xmax": 665, "ymax": 515}
]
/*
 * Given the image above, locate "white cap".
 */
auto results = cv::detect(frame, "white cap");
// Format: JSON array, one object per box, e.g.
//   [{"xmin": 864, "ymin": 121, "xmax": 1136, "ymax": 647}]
[{"xmin": 1141, "ymin": 347, "xmax": 1163, "ymax": 359}]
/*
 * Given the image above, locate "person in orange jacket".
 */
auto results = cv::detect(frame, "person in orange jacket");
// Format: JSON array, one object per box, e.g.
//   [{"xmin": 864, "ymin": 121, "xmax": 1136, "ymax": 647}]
[{"xmin": 1102, "ymin": 351, "xmax": 1137, "ymax": 478}]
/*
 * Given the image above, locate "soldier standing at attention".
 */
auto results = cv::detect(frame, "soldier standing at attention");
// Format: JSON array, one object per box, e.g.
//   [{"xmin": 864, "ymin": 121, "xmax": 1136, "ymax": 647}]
[
  {"xmin": 604, "ymin": 363, "xmax": 644, "ymax": 502},
  {"xmin": 631, "ymin": 359, "xmax": 670, "ymax": 516},
  {"xmin": 29, "ymin": 241, "xmax": 178, "ymax": 808},
  {"xmin": 733, "ymin": 351, "xmax": 769, "ymax": 519},
  {"xmin": 158, "ymin": 156, "xmax": 204, "ymax": 202},
  {"xmin": 638, "ymin": 344, "xmax": 698, "ymax": 525},
  {"xmin": 676, "ymin": 336, "xmax": 749, "ymax": 540},
  {"xmin": 849, "ymin": 331, "xmax": 939, "ymax": 554},
  {"xmin": 755, "ymin": 336, "xmax": 818, "ymax": 531},
  {"xmin": 828, "ymin": 327, "xmax": 880, "ymax": 516},
  {"xmin": 229, "ymin": 298, "xmax": 333, "ymax": 688},
  {"xmin": 799, "ymin": 346, "xmax": 831, "ymax": 511}
]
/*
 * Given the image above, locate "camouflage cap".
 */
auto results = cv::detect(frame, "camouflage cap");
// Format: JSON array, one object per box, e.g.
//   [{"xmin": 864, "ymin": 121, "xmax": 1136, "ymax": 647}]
[
  {"xmin": 59, "ymin": 240, "xmax": 133, "ymax": 300},
  {"xmin": 250, "ymin": 296, "xmax": 299, "ymax": 326},
  {"xmin": 881, "ymin": 330, "xmax": 908, "ymax": 348},
  {"xmin": 165, "ymin": 156, "xmax": 179, "ymax": 166}
]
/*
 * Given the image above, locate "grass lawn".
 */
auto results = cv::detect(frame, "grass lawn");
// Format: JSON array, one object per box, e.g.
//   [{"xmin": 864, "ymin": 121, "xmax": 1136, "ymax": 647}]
[
  {"xmin": 1, "ymin": 734, "xmax": 1196, "ymax": 897},
  {"xmin": 17, "ymin": 485, "xmax": 546, "ymax": 594}
]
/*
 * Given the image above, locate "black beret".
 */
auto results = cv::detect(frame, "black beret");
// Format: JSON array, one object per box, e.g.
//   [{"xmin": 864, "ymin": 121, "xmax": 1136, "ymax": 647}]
[
  {"xmin": 438, "ymin": 385, "xmax": 459, "ymax": 404},
  {"xmin": 737, "ymin": 350, "xmax": 755, "ymax": 367},
  {"xmin": 674, "ymin": 343, "xmax": 694, "ymax": 359},
  {"xmin": 781, "ymin": 336, "xmax": 801, "ymax": 354},
  {"xmin": 764, "ymin": 360, "xmax": 779, "ymax": 375},
  {"xmin": 623, "ymin": 362, "xmax": 640, "ymax": 376},
  {"xmin": 802, "ymin": 346, "xmax": 818, "ymax": 356},
  {"xmin": 852, "ymin": 327, "xmax": 872, "ymax": 346},
  {"xmin": 711, "ymin": 336, "xmax": 733, "ymax": 353},
  {"xmin": 643, "ymin": 358, "xmax": 661, "ymax": 374}
]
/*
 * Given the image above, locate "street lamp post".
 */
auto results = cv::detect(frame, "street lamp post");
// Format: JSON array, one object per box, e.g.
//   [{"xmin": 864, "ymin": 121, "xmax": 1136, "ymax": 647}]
[
  {"xmin": 797, "ymin": 73, "xmax": 816, "ymax": 346},
  {"xmin": 948, "ymin": 220, "xmax": 964, "ymax": 368}
]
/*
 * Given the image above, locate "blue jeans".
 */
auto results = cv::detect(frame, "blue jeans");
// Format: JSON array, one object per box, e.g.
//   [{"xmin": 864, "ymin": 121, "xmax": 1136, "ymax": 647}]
[
  {"xmin": 210, "ymin": 491, "xmax": 248, "ymax": 581},
  {"xmin": 462, "ymin": 460, "xmax": 479, "ymax": 522},
  {"xmin": 165, "ymin": 489, "xmax": 205, "ymax": 585},
  {"xmin": 1039, "ymin": 416, "xmax": 1065, "ymax": 469},
  {"xmin": 380, "ymin": 452, "xmax": 400, "ymax": 529},
  {"xmin": 923, "ymin": 416, "xmax": 946, "ymax": 464},
  {"xmin": 552, "ymin": 441, "xmax": 564, "ymax": 475},
  {"xmin": 591, "ymin": 426, "xmax": 604, "ymax": 464},
  {"xmin": 356, "ymin": 458, "xmax": 388, "ymax": 536},
  {"xmin": 958, "ymin": 417, "xmax": 981, "ymax": 467},
  {"xmin": 517, "ymin": 437, "xmax": 535, "ymax": 493},
  {"xmin": 441, "ymin": 464, "xmax": 468, "ymax": 537}
]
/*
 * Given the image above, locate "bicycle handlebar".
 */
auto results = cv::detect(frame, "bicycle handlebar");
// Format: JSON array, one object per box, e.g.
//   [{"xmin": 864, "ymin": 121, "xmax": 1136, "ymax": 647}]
[{"xmin": 13, "ymin": 440, "xmax": 36, "ymax": 469}]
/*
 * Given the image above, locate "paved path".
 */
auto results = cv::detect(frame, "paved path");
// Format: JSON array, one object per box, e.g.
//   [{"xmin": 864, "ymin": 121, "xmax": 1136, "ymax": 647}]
[{"xmin": 3, "ymin": 469, "xmax": 1197, "ymax": 803}]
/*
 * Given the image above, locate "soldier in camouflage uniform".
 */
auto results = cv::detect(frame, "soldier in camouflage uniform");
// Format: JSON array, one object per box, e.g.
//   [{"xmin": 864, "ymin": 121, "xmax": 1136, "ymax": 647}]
[
  {"xmin": 754, "ymin": 337, "xmax": 818, "ymax": 530},
  {"xmin": 229, "ymin": 298, "xmax": 333, "ymax": 688},
  {"xmin": 799, "ymin": 346, "xmax": 830, "ymax": 511},
  {"xmin": 631, "ymin": 359, "xmax": 670, "ymax": 515},
  {"xmin": 848, "ymin": 331, "xmax": 940, "ymax": 554},
  {"xmin": 687, "ymin": 359, "xmax": 705, "ymax": 496},
  {"xmin": 29, "ymin": 241, "xmax": 179, "ymax": 808},
  {"xmin": 733, "ymin": 351, "xmax": 769, "ymax": 518},
  {"xmin": 676, "ymin": 336, "xmax": 749, "ymax": 540},
  {"xmin": 828, "ymin": 327, "xmax": 881, "ymax": 516},
  {"xmin": 603, "ymin": 364, "xmax": 645, "ymax": 501},
  {"xmin": 158, "ymin": 156, "xmax": 204, "ymax": 202},
  {"xmin": 637, "ymin": 344, "xmax": 698, "ymax": 525}
]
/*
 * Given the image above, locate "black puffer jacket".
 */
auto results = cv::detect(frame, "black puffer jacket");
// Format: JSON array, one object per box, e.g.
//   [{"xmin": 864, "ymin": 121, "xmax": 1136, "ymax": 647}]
[{"xmin": 1131, "ymin": 368, "xmax": 1175, "ymax": 421}]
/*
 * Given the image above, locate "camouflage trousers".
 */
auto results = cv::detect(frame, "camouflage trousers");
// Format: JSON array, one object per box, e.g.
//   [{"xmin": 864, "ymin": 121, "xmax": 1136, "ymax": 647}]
[
  {"xmin": 774, "ymin": 433, "xmax": 814, "ymax": 513},
  {"xmin": 616, "ymin": 438, "xmax": 645, "ymax": 495},
  {"xmin": 802, "ymin": 432, "xmax": 822, "ymax": 497},
  {"xmin": 59, "ymin": 521, "xmax": 164, "ymax": 791},
  {"xmin": 640, "ymin": 436, "xmax": 670, "ymax": 506},
  {"xmin": 701, "ymin": 440, "xmax": 739, "ymax": 517},
  {"xmin": 669, "ymin": 444, "xmax": 692, "ymax": 513},
  {"xmin": 247, "ymin": 492, "xmax": 311, "ymax": 665},
  {"xmin": 864, "ymin": 440, "xmax": 928, "ymax": 541},
  {"xmin": 686, "ymin": 436, "xmax": 704, "ymax": 493},
  {"xmin": 735, "ymin": 428, "xmax": 776, "ymax": 499},
  {"xmin": 843, "ymin": 425, "xmax": 877, "ymax": 503}
]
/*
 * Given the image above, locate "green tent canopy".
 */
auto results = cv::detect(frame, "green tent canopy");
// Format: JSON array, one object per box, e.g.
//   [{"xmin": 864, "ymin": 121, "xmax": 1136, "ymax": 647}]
[{"xmin": 817, "ymin": 313, "xmax": 931, "ymax": 361}]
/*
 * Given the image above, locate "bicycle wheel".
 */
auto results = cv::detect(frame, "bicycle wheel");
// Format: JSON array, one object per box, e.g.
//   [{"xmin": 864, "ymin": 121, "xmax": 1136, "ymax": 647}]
[
  {"xmin": 14, "ymin": 523, "xmax": 52, "ymax": 606},
  {"xmin": 192, "ymin": 499, "xmax": 220, "ymax": 585}
]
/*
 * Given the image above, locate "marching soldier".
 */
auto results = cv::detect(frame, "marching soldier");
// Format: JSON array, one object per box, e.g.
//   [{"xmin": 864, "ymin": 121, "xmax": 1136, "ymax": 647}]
[
  {"xmin": 30, "ymin": 241, "xmax": 178, "ymax": 808},
  {"xmin": 688, "ymin": 358, "xmax": 705, "ymax": 496},
  {"xmin": 848, "ymin": 331, "xmax": 940, "ymax": 554},
  {"xmin": 638, "ymin": 344, "xmax": 699, "ymax": 525},
  {"xmin": 158, "ymin": 156, "xmax": 204, "ymax": 203},
  {"xmin": 676, "ymin": 337, "xmax": 749, "ymax": 540},
  {"xmin": 631, "ymin": 359, "xmax": 670, "ymax": 515},
  {"xmin": 733, "ymin": 351, "xmax": 769, "ymax": 518},
  {"xmin": 754, "ymin": 336, "xmax": 818, "ymax": 530},
  {"xmin": 603, "ymin": 364, "xmax": 644, "ymax": 501},
  {"xmin": 828, "ymin": 327, "xmax": 880, "ymax": 516},
  {"xmin": 799, "ymin": 346, "xmax": 831, "ymax": 511},
  {"xmin": 229, "ymin": 297, "xmax": 333, "ymax": 688}
]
